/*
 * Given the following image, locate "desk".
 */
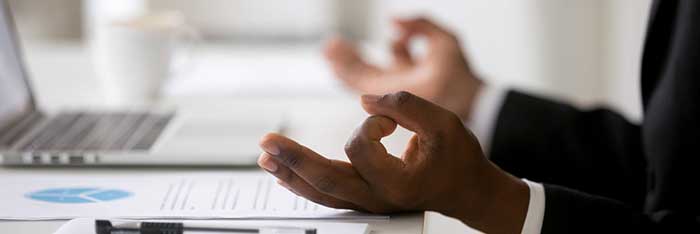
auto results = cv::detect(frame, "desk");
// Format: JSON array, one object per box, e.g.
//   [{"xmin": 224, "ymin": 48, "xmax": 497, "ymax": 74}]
[{"xmin": 0, "ymin": 41, "xmax": 479, "ymax": 234}]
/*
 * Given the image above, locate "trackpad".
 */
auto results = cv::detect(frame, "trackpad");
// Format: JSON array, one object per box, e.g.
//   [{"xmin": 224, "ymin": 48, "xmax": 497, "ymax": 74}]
[{"xmin": 154, "ymin": 119, "xmax": 279, "ymax": 157}]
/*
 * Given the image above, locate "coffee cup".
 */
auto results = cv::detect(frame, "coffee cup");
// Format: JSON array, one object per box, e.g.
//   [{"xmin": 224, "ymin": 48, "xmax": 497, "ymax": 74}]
[{"xmin": 92, "ymin": 11, "xmax": 198, "ymax": 105}]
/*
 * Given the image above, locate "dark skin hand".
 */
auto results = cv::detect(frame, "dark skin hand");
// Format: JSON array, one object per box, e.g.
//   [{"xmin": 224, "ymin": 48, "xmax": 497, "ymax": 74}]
[{"xmin": 258, "ymin": 92, "xmax": 530, "ymax": 234}]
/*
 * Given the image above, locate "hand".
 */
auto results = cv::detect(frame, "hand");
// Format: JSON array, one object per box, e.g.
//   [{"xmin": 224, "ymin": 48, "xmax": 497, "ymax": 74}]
[
  {"xmin": 325, "ymin": 17, "xmax": 483, "ymax": 120},
  {"xmin": 258, "ymin": 92, "xmax": 529, "ymax": 234}
]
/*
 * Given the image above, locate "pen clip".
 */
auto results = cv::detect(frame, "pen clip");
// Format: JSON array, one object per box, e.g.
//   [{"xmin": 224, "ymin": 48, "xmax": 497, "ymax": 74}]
[{"xmin": 260, "ymin": 227, "xmax": 316, "ymax": 234}]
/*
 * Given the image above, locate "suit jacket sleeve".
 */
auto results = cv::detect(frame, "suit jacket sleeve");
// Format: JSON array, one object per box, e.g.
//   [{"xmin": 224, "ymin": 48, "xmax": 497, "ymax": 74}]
[
  {"xmin": 489, "ymin": 91, "xmax": 647, "ymax": 206},
  {"xmin": 488, "ymin": 91, "xmax": 700, "ymax": 232},
  {"xmin": 541, "ymin": 183, "xmax": 700, "ymax": 233}
]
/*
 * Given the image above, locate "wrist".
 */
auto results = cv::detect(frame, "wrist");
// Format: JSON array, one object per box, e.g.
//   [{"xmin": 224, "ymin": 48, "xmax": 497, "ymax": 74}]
[{"xmin": 452, "ymin": 163, "xmax": 530, "ymax": 233}]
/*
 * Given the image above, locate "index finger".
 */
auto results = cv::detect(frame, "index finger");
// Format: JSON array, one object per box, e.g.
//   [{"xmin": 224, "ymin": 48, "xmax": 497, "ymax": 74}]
[
  {"xmin": 259, "ymin": 133, "xmax": 377, "ymax": 206},
  {"xmin": 361, "ymin": 91, "xmax": 458, "ymax": 136},
  {"xmin": 393, "ymin": 17, "xmax": 453, "ymax": 40},
  {"xmin": 345, "ymin": 115, "xmax": 405, "ymax": 181}
]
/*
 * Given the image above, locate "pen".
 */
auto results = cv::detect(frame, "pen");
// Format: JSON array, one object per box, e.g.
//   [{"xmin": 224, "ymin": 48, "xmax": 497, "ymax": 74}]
[{"xmin": 95, "ymin": 219, "xmax": 317, "ymax": 234}]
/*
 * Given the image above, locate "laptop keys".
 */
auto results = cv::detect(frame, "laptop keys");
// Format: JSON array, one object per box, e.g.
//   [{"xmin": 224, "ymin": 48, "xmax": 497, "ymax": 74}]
[{"xmin": 14, "ymin": 112, "xmax": 172, "ymax": 152}]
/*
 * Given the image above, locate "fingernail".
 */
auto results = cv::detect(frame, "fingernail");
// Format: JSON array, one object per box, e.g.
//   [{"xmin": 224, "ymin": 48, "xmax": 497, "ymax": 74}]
[
  {"xmin": 258, "ymin": 154, "xmax": 278, "ymax": 172},
  {"xmin": 260, "ymin": 142, "xmax": 280, "ymax": 155},
  {"xmin": 362, "ymin": 94, "xmax": 381, "ymax": 103}
]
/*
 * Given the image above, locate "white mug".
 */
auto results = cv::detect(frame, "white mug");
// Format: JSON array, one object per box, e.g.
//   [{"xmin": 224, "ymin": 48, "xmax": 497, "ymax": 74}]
[{"xmin": 92, "ymin": 11, "xmax": 198, "ymax": 105}]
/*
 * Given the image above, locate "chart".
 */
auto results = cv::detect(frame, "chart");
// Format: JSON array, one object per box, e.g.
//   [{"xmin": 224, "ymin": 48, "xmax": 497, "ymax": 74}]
[{"xmin": 25, "ymin": 187, "xmax": 132, "ymax": 204}]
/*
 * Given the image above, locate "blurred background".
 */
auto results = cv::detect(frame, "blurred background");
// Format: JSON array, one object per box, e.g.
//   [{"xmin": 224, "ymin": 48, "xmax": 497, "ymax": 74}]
[
  {"xmin": 8, "ymin": 0, "xmax": 651, "ymax": 120},
  {"xmin": 5, "ymin": 0, "xmax": 652, "ymax": 232}
]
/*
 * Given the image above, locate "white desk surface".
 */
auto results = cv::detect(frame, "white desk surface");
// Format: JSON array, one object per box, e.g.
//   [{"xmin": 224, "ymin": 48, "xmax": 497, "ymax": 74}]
[{"xmin": 0, "ymin": 41, "xmax": 480, "ymax": 234}]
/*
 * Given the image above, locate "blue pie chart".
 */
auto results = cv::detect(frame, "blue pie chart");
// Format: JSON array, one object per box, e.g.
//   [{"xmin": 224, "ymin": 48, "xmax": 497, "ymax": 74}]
[{"xmin": 26, "ymin": 187, "xmax": 132, "ymax": 204}]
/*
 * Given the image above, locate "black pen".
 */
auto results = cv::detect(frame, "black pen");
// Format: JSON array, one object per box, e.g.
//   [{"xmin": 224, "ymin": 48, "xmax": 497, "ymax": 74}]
[{"xmin": 96, "ymin": 219, "xmax": 317, "ymax": 234}]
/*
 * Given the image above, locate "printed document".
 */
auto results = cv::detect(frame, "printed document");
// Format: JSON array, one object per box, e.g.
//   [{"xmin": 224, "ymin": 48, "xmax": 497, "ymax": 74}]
[{"xmin": 0, "ymin": 172, "xmax": 386, "ymax": 220}]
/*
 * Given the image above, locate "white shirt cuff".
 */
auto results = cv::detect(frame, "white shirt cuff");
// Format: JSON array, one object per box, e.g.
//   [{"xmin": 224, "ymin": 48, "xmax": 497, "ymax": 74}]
[
  {"xmin": 464, "ymin": 84, "xmax": 508, "ymax": 155},
  {"xmin": 521, "ymin": 179, "xmax": 546, "ymax": 234}
]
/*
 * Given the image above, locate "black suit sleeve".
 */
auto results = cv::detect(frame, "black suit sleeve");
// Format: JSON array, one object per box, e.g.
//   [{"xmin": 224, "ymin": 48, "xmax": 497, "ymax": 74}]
[
  {"xmin": 487, "ymin": 91, "xmax": 700, "ymax": 232},
  {"xmin": 489, "ymin": 91, "xmax": 647, "ymax": 207},
  {"xmin": 541, "ymin": 184, "xmax": 700, "ymax": 233},
  {"xmin": 485, "ymin": 1, "xmax": 700, "ymax": 231}
]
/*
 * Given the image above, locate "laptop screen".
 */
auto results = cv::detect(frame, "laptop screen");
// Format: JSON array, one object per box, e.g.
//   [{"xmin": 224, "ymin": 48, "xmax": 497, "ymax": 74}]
[{"xmin": 0, "ymin": 1, "xmax": 34, "ymax": 131}]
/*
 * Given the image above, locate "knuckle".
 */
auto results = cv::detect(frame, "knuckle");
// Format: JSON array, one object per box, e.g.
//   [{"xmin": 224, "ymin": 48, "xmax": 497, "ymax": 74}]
[
  {"xmin": 344, "ymin": 135, "xmax": 370, "ymax": 157},
  {"xmin": 392, "ymin": 91, "xmax": 414, "ymax": 107},
  {"xmin": 421, "ymin": 131, "xmax": 446, "ymax": 155},
  {"xmin": 313, "ymin": 176, "xmax": 337, "ymax": 194},
  {"xmin": 376, "ymin": 91, "xmax": 416, "ymax": 109},
  {"xmin": 344, "ymin": 137, "xmax": 361, "ymax": 156},
  {"xmin": 343, "ymin": 141, "xmax": 355, "ymax": 156},
  {"xmin": 377, "ymin": 93, "xmax": 392, "ymax": 105},
  {"xmin": 279, "ymin": 168, "xmax": 295, "ymax": 182},
  {"xmin": 279, "ymin": 152, "xmax": 303, "ymax": 169}
]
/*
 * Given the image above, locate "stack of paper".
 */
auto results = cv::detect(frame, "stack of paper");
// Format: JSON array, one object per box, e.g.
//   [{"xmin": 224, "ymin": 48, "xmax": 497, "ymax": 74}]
[{"xmin": 0, "ymin": 172, "xmax": 386, "ymax": 221}]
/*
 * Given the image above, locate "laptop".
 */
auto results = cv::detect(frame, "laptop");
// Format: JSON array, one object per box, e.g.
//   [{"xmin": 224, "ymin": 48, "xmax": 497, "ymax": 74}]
[{"xmin": 0, "ymin": 1, "xmax": 280, "ymax": 166}]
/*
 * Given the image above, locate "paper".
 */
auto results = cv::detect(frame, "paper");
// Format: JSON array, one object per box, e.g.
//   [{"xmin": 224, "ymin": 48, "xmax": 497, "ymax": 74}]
[
  {"xmin": 54, "ymin": 218, "xmax": 369, "ymax": 234},
  {"xmin": 0, "ymin": 172, "xmax": 386, "ymax": 221}
]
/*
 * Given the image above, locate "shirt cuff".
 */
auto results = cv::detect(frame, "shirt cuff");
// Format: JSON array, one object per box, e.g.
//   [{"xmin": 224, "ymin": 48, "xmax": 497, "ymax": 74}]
[
  {"xmin": 464, "ymin": 84, "xmax": 508, "ymax": 155},
  {"xmin": 521, "ymin": 179, "xmax": 546, "ymax": 234}
]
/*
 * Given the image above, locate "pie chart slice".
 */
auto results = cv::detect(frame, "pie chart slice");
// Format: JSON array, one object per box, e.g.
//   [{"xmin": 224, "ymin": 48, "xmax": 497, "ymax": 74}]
[
  {"xmin": 28, "ymin": 193, "xmax": 94, "ymax": 203},
  {"xmin": 26, "ymin": 187, "xmax": 132, "ymax": 204}
]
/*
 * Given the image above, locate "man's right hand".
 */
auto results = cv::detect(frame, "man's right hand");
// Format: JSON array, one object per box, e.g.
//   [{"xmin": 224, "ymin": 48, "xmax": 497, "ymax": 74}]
[
  {"xmin": 258, "ymin": 92, "xmax": 530, "ymax": 234},
  {"xmin": 324, "ymin": 17, "xmax": 483, "ymax": 120}
]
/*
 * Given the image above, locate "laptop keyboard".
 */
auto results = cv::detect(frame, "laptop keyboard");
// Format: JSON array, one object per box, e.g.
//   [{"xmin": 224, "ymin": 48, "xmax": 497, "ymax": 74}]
[{"xmin": 16, "ymin": 112, "xmax": 173, "ymax": 151}]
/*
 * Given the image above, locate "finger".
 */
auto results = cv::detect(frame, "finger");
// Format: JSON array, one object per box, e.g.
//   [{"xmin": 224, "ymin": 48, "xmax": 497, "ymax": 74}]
[
  {"xmin": 393, "ymin": 17, "xmax": 460, "ymax": 58},
  {"xmin": 259, "ymin": 150, "xmax": 390, "ymax": 213},
  {"xmin": 323, "ymin": 37, "xmax": 383, "ymax": 89},
  {"xmin": 259, "ymin": 133, "xmax": 377, "ymax": 206},
  {"xmin": 360, "ymin": 91, "xmax": 458, "ymax": 135},
  {"xmin": 258, "ymin": 153, "xmax": 362, "ymax": 210},
  {"xmin": 391, "ymin": 36, "xmax": 414, "ymax": 67},
  {"xmin": 393, "ymin": 17, "xmax": 452, "ymax": 40},
  {"xmin": 345, "ymin": 116, "xmax": 405, "ymax": 181}
]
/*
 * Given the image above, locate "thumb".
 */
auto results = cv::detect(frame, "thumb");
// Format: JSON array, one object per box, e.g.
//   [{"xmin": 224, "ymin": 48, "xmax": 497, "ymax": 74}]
[{"xmin": 360, "ymin": 91, "xmax": 458, "ymax": 136}]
